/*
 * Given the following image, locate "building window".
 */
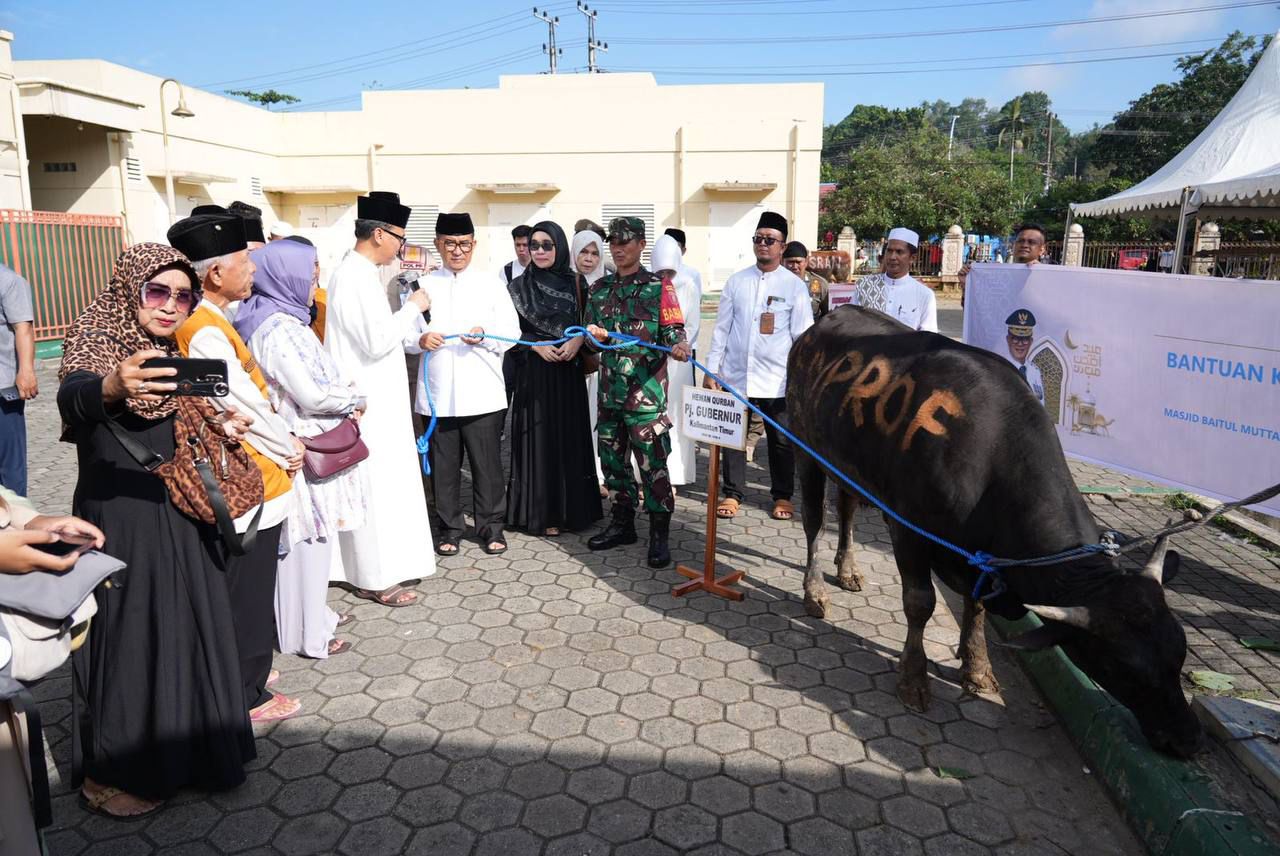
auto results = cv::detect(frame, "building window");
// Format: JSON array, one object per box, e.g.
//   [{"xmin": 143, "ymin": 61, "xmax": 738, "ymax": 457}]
[
  {"xmin": 42, "ymin": 162, "xmax": 77, "ymax": 173},
  {"xmin": 405, "ymin": 205, "xmax": 440, "ymax": 248},
  {"xmin": 124, "ymin": 157, "xmax": 143, "ymax": 182},
  {"xmin": 601, "ymin": 203, "xmax": 656, "ymax": 265},
  {"xmin": 250, "ymin": 177, "xmax": 263, "ymax": 197}
]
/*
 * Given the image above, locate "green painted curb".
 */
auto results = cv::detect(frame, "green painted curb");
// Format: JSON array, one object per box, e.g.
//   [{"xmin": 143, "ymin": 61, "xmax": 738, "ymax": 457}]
[
  {"xmin": 35, "ymin": 339, "xmax": 62, "ymax": 360},
  {"xmin": 991, "ymin": 613, "xmax": 1279, "ymax": 855}
]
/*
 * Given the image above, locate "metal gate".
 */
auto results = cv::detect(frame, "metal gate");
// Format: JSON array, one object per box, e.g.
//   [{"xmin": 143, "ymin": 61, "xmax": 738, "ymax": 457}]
[{"xmin": 0, "ymin": 209, "xmax": 126, "ymax": 341}]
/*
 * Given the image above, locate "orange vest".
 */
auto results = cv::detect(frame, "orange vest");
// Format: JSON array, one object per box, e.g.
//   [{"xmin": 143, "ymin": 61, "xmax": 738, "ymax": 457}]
[
  {"xmin": 311, "ymin": 288, "xmax": 327, "ymax": 343},
  {"xmin": 175, "ymin": 305, "xmax": 293, "ymax": 503}
]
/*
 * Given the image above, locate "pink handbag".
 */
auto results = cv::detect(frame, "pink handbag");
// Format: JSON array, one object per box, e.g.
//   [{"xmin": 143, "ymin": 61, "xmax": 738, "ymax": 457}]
[{"xmin": 300, "ymin": 418, "xmax": 369, "ymax": 480}]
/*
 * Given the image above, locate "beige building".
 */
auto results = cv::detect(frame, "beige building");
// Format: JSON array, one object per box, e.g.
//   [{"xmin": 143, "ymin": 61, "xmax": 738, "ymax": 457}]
[{"xmin": 1, "ymin": 30, "xmax": 822, "ymax": 290}]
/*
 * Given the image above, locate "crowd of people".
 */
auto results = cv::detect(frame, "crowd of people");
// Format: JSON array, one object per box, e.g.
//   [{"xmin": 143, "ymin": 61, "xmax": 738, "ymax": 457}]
[{"xmin": 0, "ymin": 190, "xmax": 961, "ymax": 827}]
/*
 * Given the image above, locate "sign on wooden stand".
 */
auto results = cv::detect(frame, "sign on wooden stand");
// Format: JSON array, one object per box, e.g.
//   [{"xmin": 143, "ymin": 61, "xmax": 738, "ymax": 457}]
[{"xmin": 674, "ymin": 386, "xmax": 749, "ymax": 601}]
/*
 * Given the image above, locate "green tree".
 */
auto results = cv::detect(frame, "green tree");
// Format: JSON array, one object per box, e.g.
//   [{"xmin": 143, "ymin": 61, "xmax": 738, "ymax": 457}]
[
  {"xmin": 820, "ymin": 125, "xmax": 1021, "ymax": 239},
  {"xmin": 225, "ymin": 89, "xmax": 301, "ymax": 110}
]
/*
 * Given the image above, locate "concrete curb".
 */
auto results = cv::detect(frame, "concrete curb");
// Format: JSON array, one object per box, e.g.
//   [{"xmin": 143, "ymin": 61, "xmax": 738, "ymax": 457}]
[{"xmin": 990, "ymin": 613, "xmax": 1279, "ymax": 855}]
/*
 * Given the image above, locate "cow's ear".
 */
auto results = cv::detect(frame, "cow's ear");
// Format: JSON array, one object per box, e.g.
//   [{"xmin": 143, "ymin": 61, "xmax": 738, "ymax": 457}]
[
  {"xmin": 1161, "ymin": 550, "xmax": 1182, "ymax": 586},
  {"xmin": 998, "ymin": 622, "xmax": 1075, "ymax": 652}
]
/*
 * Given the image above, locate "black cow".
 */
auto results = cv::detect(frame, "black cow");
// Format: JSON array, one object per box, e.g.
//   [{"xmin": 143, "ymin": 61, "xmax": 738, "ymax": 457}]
[{"xmin": 786, "ymin": 307, "xmax": 1202, "ymax": 758}]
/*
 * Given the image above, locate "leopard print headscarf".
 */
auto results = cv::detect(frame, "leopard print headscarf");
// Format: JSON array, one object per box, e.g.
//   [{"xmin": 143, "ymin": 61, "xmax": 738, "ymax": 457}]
[{"xmin": 59, "ymin": 243, "xmax": 200, "ymax": 423}]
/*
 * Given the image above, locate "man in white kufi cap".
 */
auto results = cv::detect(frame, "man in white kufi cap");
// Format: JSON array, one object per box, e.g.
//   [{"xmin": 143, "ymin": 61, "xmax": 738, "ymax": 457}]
[
  {"xmin": 853, "ymin": 227, "xmax": 938, "ymax": 332},
  {"xmin": 269, "ymin": 222, "xmax": 294, "ymax": 241}
]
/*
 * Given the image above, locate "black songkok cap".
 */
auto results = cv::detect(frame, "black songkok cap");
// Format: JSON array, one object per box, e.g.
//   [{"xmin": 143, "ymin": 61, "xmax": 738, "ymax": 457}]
[
  {"xmin": 229, "ymin": 201, "xmax": 266, "ymax": 243},
  {"xmin": 756, "ymin": 211, "xmax": 789, "ymax": 239},
  {"xmin": 191, "ymin": 204, "xmax": 227, "ymax": 216},
  {"xmin": 664, "ymin": 228, "xmax": 687, "ymax": 247},
  {"xmin": 358, "ymin": 191, "xmax": 411, "ymax": 229},
  {"xmin": 168, "ymin": 214, "xmax": 248, "ymax": 263},
  {"xmin": 228, "ymin": 200, "xmax": 263, "ymax": 219},
  {"xmin": 436, "ymin": 212, "xmax": 475, "ymax": 236},
  {"xmin": 783, "ymin": 241, "xmax": 808, "ymax": 259}
]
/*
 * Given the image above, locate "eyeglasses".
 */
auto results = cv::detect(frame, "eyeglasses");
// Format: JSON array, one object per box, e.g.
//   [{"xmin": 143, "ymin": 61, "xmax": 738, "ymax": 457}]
[
  {"xmin": 607, "ymin": 236, "xmax": 635, "ymax": 246},
  {"xmin": 378, "ymin": 227, "xmax": 407, "ymax": 247},
  {"xmin": 752, "ymin": 235, "xmax": 783, "ymax": 247},
  {"xmin": 528, "ymin": 240, "xmax": 556, "ymax": 252},
  {"xmin": 140, "ymin": 282, "xmax": 196, "ymax": 313},
  {"xmin": 442, "ymin": 240, "xmax": 475, "ymax": 253}
]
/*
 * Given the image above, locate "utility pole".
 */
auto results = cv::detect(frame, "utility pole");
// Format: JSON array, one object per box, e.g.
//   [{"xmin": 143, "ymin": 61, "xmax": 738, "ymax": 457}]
[
  {"xmin": 577, "ymin": 2, "xmax": 609, "ymax": 73},
  {"xmin": 1043, "ymin": 112, "xmax": 1055, "ymax": 193},
  {"xmin": 533, "ymin": 7, "xmax": 561, "ymax": 74},
  {"xmin": 947, "ymin": 115, "xmax": 958, "ymax": 161}
]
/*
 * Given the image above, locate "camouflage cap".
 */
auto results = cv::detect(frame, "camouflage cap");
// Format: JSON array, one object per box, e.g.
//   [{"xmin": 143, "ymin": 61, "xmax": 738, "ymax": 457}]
[{"xmin": 607, "ymin": 217, "xmax": 645, "ymax": 242}]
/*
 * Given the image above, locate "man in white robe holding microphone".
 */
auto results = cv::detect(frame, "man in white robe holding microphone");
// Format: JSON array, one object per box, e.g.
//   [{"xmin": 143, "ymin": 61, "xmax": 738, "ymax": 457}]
[{"xmin": 325, "ymin": 191, "xmax": 433, "ymax": 607}]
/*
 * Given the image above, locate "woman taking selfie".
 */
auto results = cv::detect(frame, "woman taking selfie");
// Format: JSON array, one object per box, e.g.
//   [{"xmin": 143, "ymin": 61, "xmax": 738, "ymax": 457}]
[
  {"xmin": 505, "ymin": 221, "xmax": 601, "ymax": 536},
  {"xmin": 58, "ymin": 244, "xmax": 255, "ymax": 819}
]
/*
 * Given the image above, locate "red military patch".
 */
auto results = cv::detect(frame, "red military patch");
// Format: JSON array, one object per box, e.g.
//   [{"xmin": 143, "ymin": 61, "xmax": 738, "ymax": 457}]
[{"xmin": 659, "ymin": 277, "xmax": 684, "ymax": 327}]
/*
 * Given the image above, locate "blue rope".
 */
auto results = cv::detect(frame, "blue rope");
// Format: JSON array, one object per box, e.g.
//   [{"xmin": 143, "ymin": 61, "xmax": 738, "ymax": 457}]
[{"xmin": 414, "ymin": 325, "xmax": 1118, "ymax": 599}]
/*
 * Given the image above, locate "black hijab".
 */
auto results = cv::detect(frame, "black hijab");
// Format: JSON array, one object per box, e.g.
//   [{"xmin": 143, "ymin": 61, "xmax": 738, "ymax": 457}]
[{"xmin": 507, "ymin": 220, "xmax": 579, "ymax": 340}]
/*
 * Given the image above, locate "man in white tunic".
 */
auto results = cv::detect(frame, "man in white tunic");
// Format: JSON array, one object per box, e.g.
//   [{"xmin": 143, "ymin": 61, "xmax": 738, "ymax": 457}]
[
  {"xmin": 853, "ymin": 227, "xmax": 938, "ymax": 333},
  {"xmin": 651, "ymin": 234, "xmax": 701, "ymax": 487},
  {"xmin": 325, "ymin": 191, "xmax": 433, "ymax": 607},
  {"xmin": 405, "ymin": 213, "xmax": 520, "ymax": 557},
  {"xmin": 703, "ymin": 211, "xmax": 814, "ymax": 522}
]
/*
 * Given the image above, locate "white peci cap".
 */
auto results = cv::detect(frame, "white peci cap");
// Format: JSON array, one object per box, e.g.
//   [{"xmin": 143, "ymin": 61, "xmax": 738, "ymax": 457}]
[
  {"xmin": 270, "ymin": 221, "xmax": 294, "ymax": 238},
  {"xmin": 887, "ymin": 227, "xmax": 919, "ymax": 247}
]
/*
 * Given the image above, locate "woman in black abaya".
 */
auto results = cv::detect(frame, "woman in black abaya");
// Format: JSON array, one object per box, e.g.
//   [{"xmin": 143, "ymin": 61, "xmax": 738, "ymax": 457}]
[
  {"xmin": 58, "ymin": 244, "xmax": 254, "ymax": 818},
  {"xmin": 505, "ymin": 221, "xmax": 602, "ymax": 535}
]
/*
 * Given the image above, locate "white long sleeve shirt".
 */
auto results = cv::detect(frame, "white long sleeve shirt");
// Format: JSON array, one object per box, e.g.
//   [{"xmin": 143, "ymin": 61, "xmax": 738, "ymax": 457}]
[
  {"xmin": 704, "ymin": 264, "xmax": 814, "ymax": 399},
  {"xmin": 184, "ymin": 299, "xmax": 296, "ymax": 531},
  {"xmin": 855, "ymin": 273, "xmax": 938, "ymax": 333},
  {"xmin": 403, "ymin": 266, "xmax": 521, "ymax": 418}
]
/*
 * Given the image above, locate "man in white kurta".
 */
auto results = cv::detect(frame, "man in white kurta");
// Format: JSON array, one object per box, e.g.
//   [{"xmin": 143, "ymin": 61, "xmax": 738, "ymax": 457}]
[
  {"xmin": 853, "ymin": 227, "xmax": 938, "ymax": 333},
  {"xmin": 703, "ymin": 211, "xmax": 814, "ymax": 520},
  {"xmin": 404, "ymin": 213, "xmax": 520, "ymax": 556},
  {"xmin": 651, "ymin": 234, "xmax": 702, "ymax": 486},
  {"xmin": 324, "ymin": 192, "xmax": 434, "ymax": 605}
]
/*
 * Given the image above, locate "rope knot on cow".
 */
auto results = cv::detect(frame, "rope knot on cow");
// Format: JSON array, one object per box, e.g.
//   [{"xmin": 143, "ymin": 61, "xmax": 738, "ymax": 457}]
[{"xmin": 415, "ymin": 327, "xmax": 1280, "ymax": 591}]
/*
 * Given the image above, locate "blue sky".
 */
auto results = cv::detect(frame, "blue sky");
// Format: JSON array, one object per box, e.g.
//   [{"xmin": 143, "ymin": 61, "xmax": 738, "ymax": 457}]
[{"xmin": 5, "ymin": 0, "xmax": 1276, "ymax": 135}]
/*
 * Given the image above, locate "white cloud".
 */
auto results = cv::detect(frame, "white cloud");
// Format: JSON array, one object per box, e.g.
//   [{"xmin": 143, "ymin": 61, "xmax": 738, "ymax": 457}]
[
  {"xmin": 1005, "ymin": 64, "xmax": 1073, "ymax": 94},
  {"xmin": 1051, "ymin": 0, "xmax": 1225, "ymax": 48}
]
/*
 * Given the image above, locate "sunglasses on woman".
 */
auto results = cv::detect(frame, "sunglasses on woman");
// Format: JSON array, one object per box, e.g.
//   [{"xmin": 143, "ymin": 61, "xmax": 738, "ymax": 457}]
[
  {"xmin": 528, "ymin": 240, "xmax": 556, "ymax": 252},
  {"xmin": 140, "ymin": 282, "xmax": 196, "ymax": 313}
]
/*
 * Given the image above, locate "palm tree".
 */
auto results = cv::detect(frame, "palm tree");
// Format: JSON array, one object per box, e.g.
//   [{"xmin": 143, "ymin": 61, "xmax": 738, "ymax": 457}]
[{"xmin": 996, "ymin": 97, "xmax": 1030, "ymax": 182}]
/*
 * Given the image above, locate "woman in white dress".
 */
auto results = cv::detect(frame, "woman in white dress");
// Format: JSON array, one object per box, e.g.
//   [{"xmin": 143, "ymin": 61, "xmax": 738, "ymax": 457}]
[
  {"xmin": 650, "ymin": 234, "xmax": 702, "ymax": 486},
  {"xmin": 571, "ymin": 229, "xmax": 608, "ymax": 494},
  {"xmin": 236, "ymin": 239, "xmax": 369, "ymax": 657}
]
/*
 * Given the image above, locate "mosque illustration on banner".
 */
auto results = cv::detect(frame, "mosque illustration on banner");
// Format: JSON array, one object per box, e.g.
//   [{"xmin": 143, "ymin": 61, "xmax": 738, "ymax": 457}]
[{"xmin": 1018, "ymin": 328, "xmax": 1116, "ymax": 439}]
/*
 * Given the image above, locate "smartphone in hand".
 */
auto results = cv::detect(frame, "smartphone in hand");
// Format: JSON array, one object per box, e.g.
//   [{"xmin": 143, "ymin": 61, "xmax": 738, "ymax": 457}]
[
  {"xmin": 32, "ymin": 532, "xmax": 96, "ymax": 559},
  {"xmin": 139, "ymin": 357, "xmax": 230, "ymax": 397}
]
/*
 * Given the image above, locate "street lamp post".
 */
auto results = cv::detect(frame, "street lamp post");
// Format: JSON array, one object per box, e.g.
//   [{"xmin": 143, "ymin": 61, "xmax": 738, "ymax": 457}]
[
  {"xmin": 159, "ymin": 78, "xmax": 195, "ymax": 226},
  {"xmin": 947, "ymin": 115, "xmax": 958, "ymax": 161}
]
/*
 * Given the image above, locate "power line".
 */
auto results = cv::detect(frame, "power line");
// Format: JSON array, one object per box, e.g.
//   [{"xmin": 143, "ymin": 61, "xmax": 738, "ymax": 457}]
[
  {"xmin": 197, "ymin": 8, "xmax": 561, "ymax": 89},
  {"xmin": 605, "ymin": 1, "xmax": 1274, "ymax": 45},
  {"xmin": 591, "ymin": 0, "xmax": 1031, "ymax": 14}
]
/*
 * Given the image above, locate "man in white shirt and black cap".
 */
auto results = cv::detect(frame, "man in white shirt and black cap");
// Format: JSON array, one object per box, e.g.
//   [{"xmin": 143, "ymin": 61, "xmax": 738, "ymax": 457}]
[
  {"xmin": 405, "ymin": 212, "xmax": 520, "ymax": 557},
  {"xmin": 854, "ymin": 227, "xmax": 938, "ymax": 333},
  {"xmin": 325, "ymin": 191, "xmax": 435, "ymax": 608},
  {"xmin": 169, "ymin": 210, "xmax": 306, "ymax": 722},
  {"xmin": 703, "ymin": 211, "xmax": 814, "ymax": 522}
]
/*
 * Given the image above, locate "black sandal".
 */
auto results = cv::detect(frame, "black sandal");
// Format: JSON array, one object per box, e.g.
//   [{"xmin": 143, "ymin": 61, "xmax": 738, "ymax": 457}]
[
  {"xmin": 480, "ymin": 537, "xmax": 508, "ymax": 556},
  {"xmin": 434, "ymin": 538, "xmax": 460, "ymax": 556}
]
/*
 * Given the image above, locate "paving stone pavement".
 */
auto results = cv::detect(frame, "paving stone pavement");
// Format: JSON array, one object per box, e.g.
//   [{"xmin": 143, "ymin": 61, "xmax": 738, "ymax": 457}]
[{"xmin": 17, "ymin": 351, "xmax": 1273, "ymax": 855}]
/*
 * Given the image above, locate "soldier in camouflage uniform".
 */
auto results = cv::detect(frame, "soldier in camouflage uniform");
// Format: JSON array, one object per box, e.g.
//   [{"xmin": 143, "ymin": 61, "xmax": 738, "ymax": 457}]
[{"xmin": 584, "ymin": 217, "xmax": 692, "ymax": 568}]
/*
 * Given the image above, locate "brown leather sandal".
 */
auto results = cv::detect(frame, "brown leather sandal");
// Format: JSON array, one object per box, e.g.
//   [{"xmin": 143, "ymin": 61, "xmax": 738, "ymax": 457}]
[
  {"xmin": 771, "ymin": 499, "xmax": 795, "ymax": 520},
  {"xmin": 716, "ymin": 498, "xmax": 740, "ymax": 519}
]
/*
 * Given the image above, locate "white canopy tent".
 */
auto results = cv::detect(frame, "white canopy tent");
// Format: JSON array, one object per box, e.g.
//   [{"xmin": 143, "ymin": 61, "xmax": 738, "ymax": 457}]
[{"xmin": 1069, "ymin": 32, "xmax": 1280, "ymax": 270}]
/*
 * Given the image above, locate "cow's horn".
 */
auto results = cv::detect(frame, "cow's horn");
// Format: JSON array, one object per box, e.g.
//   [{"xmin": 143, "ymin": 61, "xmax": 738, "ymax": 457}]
[{"xmin": 1026, "ymin": 604, "xmax": 1092, "ymax": 629}]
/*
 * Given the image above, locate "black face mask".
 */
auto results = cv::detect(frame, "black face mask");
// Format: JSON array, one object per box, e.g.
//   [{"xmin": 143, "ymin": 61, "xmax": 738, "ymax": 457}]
[{"xmin": 309, "ymin": 303, "xmax": 319, "ymax": 325}]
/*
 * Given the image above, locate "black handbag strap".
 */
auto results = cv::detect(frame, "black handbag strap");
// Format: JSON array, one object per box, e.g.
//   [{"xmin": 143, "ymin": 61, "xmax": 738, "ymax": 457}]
[
  {"xmin": 9, "ymin": 688, "xmax": 52, "ymax": 830},
  {"xmin": 106, "ymin": 418, "xmax": 261, "ymax": 555},
  {"xmin": 194, "ymin": 457, "xmax": 261, "ymax": 556}
]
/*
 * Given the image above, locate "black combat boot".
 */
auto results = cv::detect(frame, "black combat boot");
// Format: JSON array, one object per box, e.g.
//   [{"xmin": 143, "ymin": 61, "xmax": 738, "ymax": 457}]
[
  {"xmin": 588, "ymin": 506, "xmax": 638, "ymax": 551},
  {"xmin": 647, "ymin": 513, "xmax": 672, "ymax": 568}
]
